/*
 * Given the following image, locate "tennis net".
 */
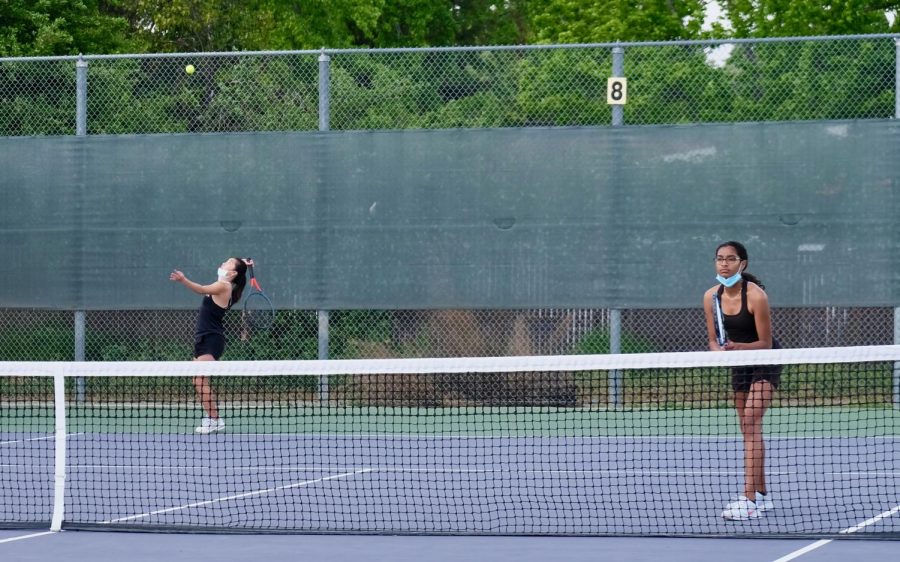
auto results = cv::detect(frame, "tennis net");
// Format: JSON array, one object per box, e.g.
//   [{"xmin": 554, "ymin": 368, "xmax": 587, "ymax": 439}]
[{"xmin": 1, "ymin": 346, "xmax": 899, "ymax": 537}]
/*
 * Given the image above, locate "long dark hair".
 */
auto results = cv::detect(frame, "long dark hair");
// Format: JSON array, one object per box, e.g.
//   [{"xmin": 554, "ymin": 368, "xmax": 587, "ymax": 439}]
[
  {"xmin": 228, "ymin": 258, "xmax": 248, "ymax": 307},
  {"xmin": 716, "ymin": 241, "xmax": 765, "ymax": 290}
]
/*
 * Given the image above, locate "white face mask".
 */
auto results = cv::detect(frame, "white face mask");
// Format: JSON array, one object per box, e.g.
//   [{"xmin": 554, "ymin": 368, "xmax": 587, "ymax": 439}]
[{"xmin": 217, "ymin": 268, "xmax": 229, "ymax": 281}]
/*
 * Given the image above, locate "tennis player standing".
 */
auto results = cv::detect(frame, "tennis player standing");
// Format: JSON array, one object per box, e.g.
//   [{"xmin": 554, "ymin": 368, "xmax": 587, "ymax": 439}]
[
  {"xmin": 703, "ymin": 241, "xmax": 780, "ymax": 520},
  {"xmin": 170, "ymin": 257, "xmax": 248, "ymax": 434}
]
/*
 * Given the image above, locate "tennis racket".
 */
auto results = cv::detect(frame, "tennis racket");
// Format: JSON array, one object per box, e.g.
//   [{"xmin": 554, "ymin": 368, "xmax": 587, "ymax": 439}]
[
  {"xmin": 243, "ymin": 259, "xmax": 275, "ymax": 332},
  {"xmin": 712, "ymin": 293, "xmax": 727, "ymax": 347}
]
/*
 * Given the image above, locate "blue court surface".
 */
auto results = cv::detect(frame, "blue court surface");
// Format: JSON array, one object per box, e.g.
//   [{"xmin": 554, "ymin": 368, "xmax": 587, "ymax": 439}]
[
  {"xmin": 2, "ymin": 428, "xmax": 899, "ymax": 561},
  {"xmin": 2, "ymin": 431, "xmax": 898, "ymax": 538},
  {"xmin": 1, "ymin": 529, "xmax": 898, "ymax": 562},
  {"xmin": 1, "ymin": 434, "xmax": 898, "ymax": 532}
]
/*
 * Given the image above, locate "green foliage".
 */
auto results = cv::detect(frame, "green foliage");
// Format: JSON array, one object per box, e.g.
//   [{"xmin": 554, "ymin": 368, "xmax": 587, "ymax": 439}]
[
  {"xmin": 574, "ymin": 327, "xmax": 656, "ymax": 355},
  {"xmin": 86, "ymin": 58, "xmax": 194, "ymax": 134},
  {"xmin": 0, "ymin": 0, "xmax": 138, "ymax": 56},
  {"xmin": 330, "ymin": 56, "xmax": 433, "ymax": 129},
  {"xmin": 624, "ymin": 46, "xmax": 735, "ymax": 124},
  {"xmin": 228, "ymin": 310, "xmax": 320, "ymax": 360},
  {"xmin": 0, "ymin": 324, "xmax": 75, "ymax": 360},
  {"xmin": 777, "ymin": 362, "xmax": 893, "ymax": 405},
  {"xmin": 194, "ymin": 57, "xmax": 319, "ymax": 132},
  {"xmin": 726, "ymin": 39, "xmax": 895, "ymax": 121},
  {"xmin": 531, "ymin": 0, "xmax": 705, "ymax": 43},
  {"xmin": 721, "ymin": 0, "xmax": 896, "ymax": 38},
  {"xmin": 516, "ymin": 49, "xmax": 611, "ymax": 126},
  {"xmin": 0, "ymin": 61, "xmax": 77, "ymax": 135},
  {"xmin": 328, "ymin": 310, "xmax": 394, "ymax": 358}
]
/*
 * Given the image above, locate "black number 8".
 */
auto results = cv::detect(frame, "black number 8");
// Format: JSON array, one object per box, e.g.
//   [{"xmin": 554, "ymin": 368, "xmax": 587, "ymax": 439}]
[{"xmin": 610, "ymin": 81, "xmax": 623, "ymax": 101}]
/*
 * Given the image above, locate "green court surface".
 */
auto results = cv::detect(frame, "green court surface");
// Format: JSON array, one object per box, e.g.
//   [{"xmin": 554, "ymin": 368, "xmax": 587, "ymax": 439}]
[{"xmin": 4, "ymin": 405, "xmax": 899, "ymax": 437}]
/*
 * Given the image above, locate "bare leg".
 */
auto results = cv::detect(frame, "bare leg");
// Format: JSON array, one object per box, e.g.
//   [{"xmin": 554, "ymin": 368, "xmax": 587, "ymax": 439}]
[
  {"xmin": 735, "ymin": 381, "xmax": 773, "ymax": 499},
  {"xmin": 193, "ymin": 355, "xmax": 219, "ymax": 419}
]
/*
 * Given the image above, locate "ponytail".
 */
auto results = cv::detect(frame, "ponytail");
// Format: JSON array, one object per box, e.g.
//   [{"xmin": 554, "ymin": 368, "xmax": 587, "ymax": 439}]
[
  {"xmin": 741, "ymin": 271, "xmax": 765, "ymax": 291},
  {"xmin": 229, "ymin": 258, "xmax": 248, "ymax": 307}
]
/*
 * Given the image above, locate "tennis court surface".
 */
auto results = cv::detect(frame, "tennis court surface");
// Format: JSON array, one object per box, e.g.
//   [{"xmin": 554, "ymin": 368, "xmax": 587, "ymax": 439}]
[{"xmin": 1, "ymin": 346, "xmax": 898, "ymax": 540}]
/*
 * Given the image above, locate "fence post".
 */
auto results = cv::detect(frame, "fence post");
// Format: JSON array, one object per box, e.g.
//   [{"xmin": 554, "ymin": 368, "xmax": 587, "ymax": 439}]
[
  {"xmin": 893, "ymin": 39, "xmax": 900, "ymax": 411},
  {"xmin": 318, "ymin": 310, "xmax": 330, "ymax": 403},
  {"xmin": 76, "ymin": 56, "xmax": 87, "ymax": 135},
  {"xmin": 611, "ymin": 46, "xmax": 624, "ymax": 127},
  {"xmin": 894, "ymin": 308, "xmax": 899, "ymax": 410},
  {"xmin": 609, "ymin": 309, "xmax": 623, "ymax": 408},
  {"xmin": 318, "ymin": 49, "xmax": 331, "ymax": 131},
  {"xmin": 75, "ymin": 56, "xmax": 88, "ymax": 402},
  {"xmin": 74, "ymin": 311, "xmax": 86, "ymax": 401},
  {"xmin": 607, "ymin": 46, "xmax": 625, "ymax": 408},
  {"xmin": 317, "ymin": 50, "xmax": 331, "ymax": 402},
  {"xmin": 895, "ymin": 39, "xmax": 899, "ymax": 120}
]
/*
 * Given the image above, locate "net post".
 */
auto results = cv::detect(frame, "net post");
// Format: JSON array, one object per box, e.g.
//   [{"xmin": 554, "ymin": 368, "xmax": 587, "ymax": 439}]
[
  {"xmin": 318, "ymin": 49, "xmax": 331, "ymax": 131},
  {"xmin": 609, "ymin": 308, "xmax": 623, "ymax": 408},
  {"xmin": 50, "ymin": 370, "xmax": 67, "ymax": 531},
  {"xmin": 318, "ymin": 310, "xmax": 330, "ymax": 403}
]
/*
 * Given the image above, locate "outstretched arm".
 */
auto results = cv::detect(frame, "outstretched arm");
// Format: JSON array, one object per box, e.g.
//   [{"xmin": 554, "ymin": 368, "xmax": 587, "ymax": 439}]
[{"xmin": 170, "ymin": 270, "xmax": 229, "ymax": 297}]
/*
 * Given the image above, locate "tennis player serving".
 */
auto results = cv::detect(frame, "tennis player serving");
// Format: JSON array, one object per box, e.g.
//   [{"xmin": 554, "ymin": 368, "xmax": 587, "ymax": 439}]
[
  {"xmin": 170, "ymin": 257, "xmax": 249, "ymax": 434},
  {"xmin": 703, "ymin": 241, "xmax": 780, "ymax": 521}
]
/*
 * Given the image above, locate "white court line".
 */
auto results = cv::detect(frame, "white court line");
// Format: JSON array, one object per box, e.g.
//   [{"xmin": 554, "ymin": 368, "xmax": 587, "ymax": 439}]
[
  {"xmin": 238, "ymin": 433, "xmax": 900, "ymax": 440},
  {"xmin": 770, "ymin": 540, "xmax": 832, "ymax": 562},
  {"xmin": 101, "ymin": 468, "xmax": 372, "ymax": 524},
  {"xmin": 1, "ymin": 463, "xmax": 801, "ymax": 477},
  {"xmin": 771, "ymin": 504, "xmax": 900, "ymax": 562},
  {"xmin": 0, "ymin": 531, "xmax": 57, "ymax": 544},
  {"xmin": 826, "ymin": 471, "xmax": 900, "ymax": 477},
  {"xmin": 0, "ymin": 433, "xmax": 83, "ymax": 446}
]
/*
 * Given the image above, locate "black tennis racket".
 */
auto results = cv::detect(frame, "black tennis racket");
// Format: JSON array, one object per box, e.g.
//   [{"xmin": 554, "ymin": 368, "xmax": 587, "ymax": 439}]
[
  {"xmin": 243, "ymin": 260, "xmax": 274, "ymax": 332},
  {"xmin": 712, "ymin": 293, "xmax": 727, "ymax": 347}
]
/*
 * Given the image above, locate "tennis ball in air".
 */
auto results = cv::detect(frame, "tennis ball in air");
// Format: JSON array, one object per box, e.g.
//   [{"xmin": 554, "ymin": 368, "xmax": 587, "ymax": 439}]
[{"xmin": 185, "ymin": 64, "xmax": 195, "ymax": 75}]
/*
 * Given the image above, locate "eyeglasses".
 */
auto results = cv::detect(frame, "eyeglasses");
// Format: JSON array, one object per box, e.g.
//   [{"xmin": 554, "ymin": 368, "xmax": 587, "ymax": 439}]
[{"xmin": 715, "ymin": 256, "xmax": 741, "ymax": 264}]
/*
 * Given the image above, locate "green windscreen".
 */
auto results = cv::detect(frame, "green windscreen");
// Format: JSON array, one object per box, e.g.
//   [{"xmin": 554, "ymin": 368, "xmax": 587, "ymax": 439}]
[{"xmin": 1, "ymin": 120, "xmax": 897, "ymax": 309}]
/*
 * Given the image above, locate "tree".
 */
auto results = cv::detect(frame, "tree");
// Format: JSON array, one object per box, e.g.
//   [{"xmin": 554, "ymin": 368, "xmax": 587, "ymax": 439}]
[
  {"xmin": 720, "ymin": 0, "xmax": 897, "ymax": 37},
  {"xmin": 121, "ymin": 0, "xmax": 458, "ymax": 51},
  {"xmin": 0, "ymin": 0, "xmax": 138, "ymax": 56},
  {"xmin": 530, "ymin": 0, "xmax": 706, "ymax": 43},
  {"xmin": 453, "ymin": 0, "xmax": 536, "ymax": 45}
]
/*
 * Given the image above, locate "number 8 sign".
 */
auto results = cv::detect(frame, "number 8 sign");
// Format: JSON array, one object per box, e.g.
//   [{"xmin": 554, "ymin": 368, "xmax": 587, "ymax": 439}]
[{"xmin": 607, "ymin": 77, "xmax": 628, "ymax": 105}]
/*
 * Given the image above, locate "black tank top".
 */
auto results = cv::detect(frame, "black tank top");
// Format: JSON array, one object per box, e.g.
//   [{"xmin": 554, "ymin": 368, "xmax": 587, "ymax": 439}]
[
  {"xmin": 717, "ymin": 282, "xmax": 758, "ymax": 344},
  {"xmin": 195, "ymin": 295, "xmax": 228, "ymax": 338}
]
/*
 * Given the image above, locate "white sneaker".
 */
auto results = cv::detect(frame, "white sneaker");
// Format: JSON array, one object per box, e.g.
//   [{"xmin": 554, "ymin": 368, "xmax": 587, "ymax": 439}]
[
  {"xmin": 721, "ymin": 496, "xmax": 760, "ymax": 521},
  {"xmin": 195, "ymin": 416, "xmax": 225, "ymax": 434},
  {"xmin": 756, "ymin": 491, "xmax": 774, "ymax": 513}
]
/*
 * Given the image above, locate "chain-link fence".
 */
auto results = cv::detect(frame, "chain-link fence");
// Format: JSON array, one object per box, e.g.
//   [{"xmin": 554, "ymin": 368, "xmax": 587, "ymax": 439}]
[
  {"xmin": 2, "ymin": 35, "xmax": 899, "ymax": 362},
  {"xmin": 0, "ymin": 307, "xmax": 894, "ymax": 363},
  {"xmin": 1, "ymin": 35, "xmax": 898, "ymax": 135}
]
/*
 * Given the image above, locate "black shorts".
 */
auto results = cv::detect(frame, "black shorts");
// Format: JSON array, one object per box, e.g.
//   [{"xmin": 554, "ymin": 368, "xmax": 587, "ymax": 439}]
[
  {"xmin": 193, "ymin": 333, "xmax": 225, "ymax": 360},
  {"xmin": 731, "ymin": 365, "xmax": 781, "ymax": 393},
  {"xmin": 731, "ymin": 339, "xmax": 782, "ymax": 393}
]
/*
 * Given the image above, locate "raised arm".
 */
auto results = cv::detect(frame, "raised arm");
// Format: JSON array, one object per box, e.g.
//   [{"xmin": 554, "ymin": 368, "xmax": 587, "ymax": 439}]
[{"xmin": 170, "ymin": 270, "xmax": 229, "ymax": 297}]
